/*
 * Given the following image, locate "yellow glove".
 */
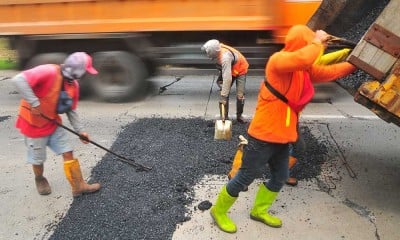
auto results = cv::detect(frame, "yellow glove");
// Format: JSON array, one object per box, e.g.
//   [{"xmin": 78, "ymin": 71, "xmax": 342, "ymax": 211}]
[{"xmin": 314, "ymin": 48, "xmax": 351, "ymax": 65}]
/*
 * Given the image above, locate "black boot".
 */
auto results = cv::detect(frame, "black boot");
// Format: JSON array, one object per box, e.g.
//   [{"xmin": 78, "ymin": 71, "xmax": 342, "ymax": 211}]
[{"xmin": 236, "ymin": 98, "xmax": 246, "ymax": 124}]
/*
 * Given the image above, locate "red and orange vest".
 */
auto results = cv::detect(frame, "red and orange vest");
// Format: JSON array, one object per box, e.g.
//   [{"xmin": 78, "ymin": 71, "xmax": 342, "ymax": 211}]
[
  {"xmin": 219, "ymin": 44, "xmax": 249, "ymax": 76},
  {"xmin": 18, "ymin": 65, "xmax": 63, "ymax": 128}
]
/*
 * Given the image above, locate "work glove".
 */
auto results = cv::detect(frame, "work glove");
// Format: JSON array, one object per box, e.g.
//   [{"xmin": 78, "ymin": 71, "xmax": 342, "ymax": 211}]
[
  {"xmin": 315, "ymin": 48, "xmax": 351, "ymax": 65},
  {"xmin": 238, "ymin": 135, "xmax": 248, "ymax": 146}
]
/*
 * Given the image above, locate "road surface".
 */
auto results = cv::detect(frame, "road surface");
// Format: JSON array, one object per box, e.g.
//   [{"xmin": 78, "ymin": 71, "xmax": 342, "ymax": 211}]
[{"xmin": 0, "ymin": 70, "xmax": 399, "ymax": 240}]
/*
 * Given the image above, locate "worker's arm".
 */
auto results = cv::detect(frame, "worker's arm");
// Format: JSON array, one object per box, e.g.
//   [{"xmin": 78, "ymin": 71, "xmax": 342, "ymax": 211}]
[
  {"xmin": 66, "ymin": 110, "xmax": 89, "ymax": 144},
  {"xmin": 310, "ymin": 61, "xmax": 356, "ymax": 83},
  {"xmin": 220, "ymin": 52, "xmax": 234, "ymax": 99},
  {"xmin": 12, "ymin": 73, "xmax": 40, "ymax": 107}
]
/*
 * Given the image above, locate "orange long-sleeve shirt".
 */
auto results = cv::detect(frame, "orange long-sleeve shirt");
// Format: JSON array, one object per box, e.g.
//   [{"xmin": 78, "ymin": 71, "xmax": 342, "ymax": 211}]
[{"xmin": 248, "ymin": 25, "xmax": 356, "ymax": 143}]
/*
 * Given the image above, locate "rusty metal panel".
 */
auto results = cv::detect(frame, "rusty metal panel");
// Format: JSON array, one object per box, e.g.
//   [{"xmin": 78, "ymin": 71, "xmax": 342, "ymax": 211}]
[{"xmin": 364, "ymin": 23, "xmax": 400, "ymax": 58}]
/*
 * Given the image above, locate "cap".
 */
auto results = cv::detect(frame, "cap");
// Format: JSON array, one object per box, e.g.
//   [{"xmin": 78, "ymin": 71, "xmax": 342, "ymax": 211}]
[
  {"xmin": 201, "ymin": 39, "xmax": 221, "ymax": 59},
  {"xmin": 62, "ymin": 52, "xmax": 98, "ymax": 79}
]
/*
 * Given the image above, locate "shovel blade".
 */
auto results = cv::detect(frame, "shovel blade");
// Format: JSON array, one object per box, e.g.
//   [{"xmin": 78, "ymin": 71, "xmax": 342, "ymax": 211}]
[{"xmin": 214, "ymin": 120, "xmax": 232, "ymax": 140}]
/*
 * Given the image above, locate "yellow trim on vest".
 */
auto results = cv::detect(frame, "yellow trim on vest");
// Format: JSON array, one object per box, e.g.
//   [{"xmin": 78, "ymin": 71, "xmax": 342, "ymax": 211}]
[{"xmin": 286, "ymin": 106, "xmax": 291, "ymax": 127}]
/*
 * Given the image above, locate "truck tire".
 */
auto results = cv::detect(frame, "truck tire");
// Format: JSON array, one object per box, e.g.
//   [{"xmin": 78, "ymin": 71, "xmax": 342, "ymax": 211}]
[
  {"xmin": 90, "ymin": 51, "xmax": 148, "ymax": 102},
  {"xmin": 25, "ymin": 53, "xmax": 68, "ymax": 69}
]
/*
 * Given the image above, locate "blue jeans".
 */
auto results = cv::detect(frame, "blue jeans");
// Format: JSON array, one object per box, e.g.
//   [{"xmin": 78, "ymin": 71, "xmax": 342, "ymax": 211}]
[{"xmin": 226, "ymin": 136, "xmax": 289, "ymax": 196}]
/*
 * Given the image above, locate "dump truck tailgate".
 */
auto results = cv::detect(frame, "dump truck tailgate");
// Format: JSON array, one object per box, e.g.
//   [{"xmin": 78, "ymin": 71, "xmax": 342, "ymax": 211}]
[{"xmin": 349, "ymin": 0, "xmax": 400, "ymax": 126}]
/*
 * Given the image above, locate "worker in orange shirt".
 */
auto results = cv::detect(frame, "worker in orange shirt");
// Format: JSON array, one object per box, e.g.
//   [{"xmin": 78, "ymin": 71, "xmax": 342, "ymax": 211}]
[
  {"xmin": 227, "ymin": 47, "xmax": 352, "ymax": 187},
  {"xmin": 286, "ymin": 46, "xmax": 352, "ymax": 185},
  {"xmin": 210, "ymin": 25, "xmax": 356, "ymax": 233}
]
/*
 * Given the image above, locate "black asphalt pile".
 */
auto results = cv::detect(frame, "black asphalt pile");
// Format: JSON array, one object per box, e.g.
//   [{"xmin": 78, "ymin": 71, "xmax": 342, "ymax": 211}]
[
  {"xmin": 49, "ymin": 118, "xmax": 328, "ymax": 240},
  {"xmin": 336, "ymin": 0, "xmax": 390, "ymax": 95}
]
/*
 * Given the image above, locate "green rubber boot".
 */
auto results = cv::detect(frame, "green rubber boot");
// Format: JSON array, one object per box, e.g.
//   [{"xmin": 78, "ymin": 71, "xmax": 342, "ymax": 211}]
[
  {"xmin": 250, "ymin": 183, "xmax": 282, "ymax": 228},
  {"xmin": 210, "ymin": 185, "xmax": 238, "ymax": 233}
]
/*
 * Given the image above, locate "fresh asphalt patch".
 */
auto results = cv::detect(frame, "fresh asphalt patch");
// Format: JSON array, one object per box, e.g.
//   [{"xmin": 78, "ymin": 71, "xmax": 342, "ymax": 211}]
[{"xmin": 49, "ymin": 117, "xmax": 330, "ymax": 240}]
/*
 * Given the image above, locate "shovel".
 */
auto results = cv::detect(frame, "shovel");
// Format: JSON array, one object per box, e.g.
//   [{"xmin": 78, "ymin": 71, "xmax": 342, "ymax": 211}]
[{"xmin": 214, "ymin": 103, "xmax": 232, "ymax": 140}]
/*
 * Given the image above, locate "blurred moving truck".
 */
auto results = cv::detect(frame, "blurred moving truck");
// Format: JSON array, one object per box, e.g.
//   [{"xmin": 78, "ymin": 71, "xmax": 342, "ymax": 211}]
[{"xmin": 0, "ymin": 0, "xmax": 321, "ymax": 102}]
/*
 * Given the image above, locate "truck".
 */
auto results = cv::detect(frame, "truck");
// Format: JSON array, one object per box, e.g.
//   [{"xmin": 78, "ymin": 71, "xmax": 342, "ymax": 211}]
[
  {"xmin": 345, "ymin": 0, "xmax": 400, "ymax": 127},
  {"xmin": 0, "ymin": 0, "xmax": 393, "ymax": 120},
  {"xmin": 0, "ymin": 0, "xmax": 322, "ymax": 102}
]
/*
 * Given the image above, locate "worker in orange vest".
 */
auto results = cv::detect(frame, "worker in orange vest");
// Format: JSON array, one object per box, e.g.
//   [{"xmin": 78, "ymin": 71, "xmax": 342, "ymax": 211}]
[
  {"xmin": 12, "ymin": 52, "xmax": 101, "ymax": 197},
  {"xmin": 201, "ymin": 39, "xmax": 249, "ymax": 124}
]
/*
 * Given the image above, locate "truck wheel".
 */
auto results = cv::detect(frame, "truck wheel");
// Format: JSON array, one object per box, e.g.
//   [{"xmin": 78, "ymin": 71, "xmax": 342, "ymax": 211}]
[
  {"xmin": 90, "ymin": 51, "xmax": 148, "ymax": 102},
  {"xmin": 25, "ymin": 53, "xmax": 68, "ymax": 69}
]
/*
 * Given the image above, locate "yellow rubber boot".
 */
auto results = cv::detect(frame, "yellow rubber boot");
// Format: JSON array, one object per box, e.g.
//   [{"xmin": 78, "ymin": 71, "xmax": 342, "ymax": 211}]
[
  {"xmin": 250, "ymin": 183, "xmax": 282, "ymax": 228},
  {"xmin": 210, "ymin": 185, "xmax": 238, "ymax": 233},
  {"xmin": 64, "ymin": 159, "xmax": 101, "ymax": 197}
]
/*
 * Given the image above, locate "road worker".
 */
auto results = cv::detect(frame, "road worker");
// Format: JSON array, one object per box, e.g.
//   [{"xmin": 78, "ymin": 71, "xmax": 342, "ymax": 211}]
[
  {"xmin": 286, "ymin": 46, "xmax": 352, "ymax": 186},
  {"xmin": 201, "ymin": 39, "xmax": 249, "ymax": 124},
  {"xmin": 12, "ymin": 52, "xmax": 101, "ymax": 197},
  {"xmin": 210, "ymin": 25, "xmax": 357, "ymax": 233},
  {"xmin": 226, "ymin": 47, "xmax": 352, "ymax": 186}
]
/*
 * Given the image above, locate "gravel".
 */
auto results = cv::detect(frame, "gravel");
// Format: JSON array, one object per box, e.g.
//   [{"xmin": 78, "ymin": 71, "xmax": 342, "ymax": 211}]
[
  {"xmin": 49, "ymin": 118, "xmax": 327, "ymax": 240},
  {"xmin": 335, "ymin": 0, "xmax": 390, "ymax": 95}
]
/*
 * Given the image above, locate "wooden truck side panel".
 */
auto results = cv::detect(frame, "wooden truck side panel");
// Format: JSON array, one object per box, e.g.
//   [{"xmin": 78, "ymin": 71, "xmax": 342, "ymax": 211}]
[{"xmin": 351, "ymin": 0, "xmax": 400, "ymax": 126}]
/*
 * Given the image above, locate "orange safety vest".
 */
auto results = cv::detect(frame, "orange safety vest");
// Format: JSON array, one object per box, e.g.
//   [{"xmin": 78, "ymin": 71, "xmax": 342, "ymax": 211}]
[
  {"xmin": 219, "ymin": 44, "xmax": 249, "ymax": 77},
  {"xmin": 18, "ymin": 65, "xmax": 62, "ymax": 128}
]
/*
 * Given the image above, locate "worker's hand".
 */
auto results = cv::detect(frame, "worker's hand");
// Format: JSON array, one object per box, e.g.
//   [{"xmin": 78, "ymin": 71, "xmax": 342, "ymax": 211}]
[
  {"xmin": 79, "ymin": 132, "xmax": 90, "ymax": 144},
  {"xmin": 31, "ymin": 105, "xmax": 42, "ymax": 116},
  {"xmin": 238, "ymin": 135, "xmax": 248, "ymax": 146},
  {"xmin": 314, "ymin": 30, "xmax": 330, "ymax": 47},
  {"xmin": 219, "ymin": 95, "xmax": 228, "ymax": 105}
]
